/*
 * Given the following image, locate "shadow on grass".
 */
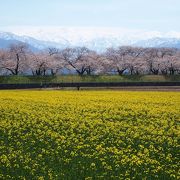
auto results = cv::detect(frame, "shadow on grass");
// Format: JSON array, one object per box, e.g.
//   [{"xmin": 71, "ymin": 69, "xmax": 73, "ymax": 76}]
[
  {"xmin": 164, "ymin": 75, "xmax": 180, "ymax": 82},
  {"xmin": 121, "ymin": 75, "xmax": 144, "ymax": 82}
]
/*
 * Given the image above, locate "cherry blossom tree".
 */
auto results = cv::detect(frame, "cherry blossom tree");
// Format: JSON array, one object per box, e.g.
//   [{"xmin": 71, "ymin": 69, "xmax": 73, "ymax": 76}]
[
  {"xmin": 105, "ymin": 47, "xmax": 132, "ymax": 75},
  {"xmin": 144, "ymin": 48, "xmax": 176, "ymax": 75},
  {"xmin": 123, "ymin": 47, "xmax": 146, "ymax": 75},
  {"xmin": 0, "ymin": 43, "xmax": 180, "ymax": 76},
  {"xmin": 0, "ymin": 43, "xmax": 29, "ymax": 75},
  {"xmin": 0, "ymin": 49, "xmax": 8, "ymax": 75},
  {"xmin": 160, "ymin": 51, "xmax": 180, "ymax": 75},
  {"xmin": 29, "ymin": 51, "xmax": 49, "ymax": 76},
  {"xmin": 47, "ymin": 48, "xmax": 66, "ymax": 76},
  {"xmin": 60, "ymin": 47, "xmax": 95, "ymax": 75}
]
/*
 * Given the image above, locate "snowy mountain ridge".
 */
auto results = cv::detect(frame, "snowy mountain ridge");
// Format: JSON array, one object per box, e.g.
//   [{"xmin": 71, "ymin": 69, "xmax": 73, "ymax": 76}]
[{"xmin": 0, "ymin": 28, "xmax": 180, "ymax": 52}]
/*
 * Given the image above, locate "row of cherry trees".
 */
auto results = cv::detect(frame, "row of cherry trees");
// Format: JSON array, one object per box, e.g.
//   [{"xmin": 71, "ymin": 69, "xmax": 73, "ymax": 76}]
[{"xmin": 0, "ymin": 43, "xmax": 180, "ymax": 76}]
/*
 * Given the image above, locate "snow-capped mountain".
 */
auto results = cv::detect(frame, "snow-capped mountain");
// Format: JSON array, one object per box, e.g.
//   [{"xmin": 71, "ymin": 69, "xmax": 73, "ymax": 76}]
[
  {"xmin": 0, "ymin": 31, "xmax": 69, "ymax": 51},
  {"xmin": 0, "ymin": 31, "xmax": 130, "ymax": 51},
  {"xmin": 1, "ymin": 28, "xmax": 180, "ymax": 52}
]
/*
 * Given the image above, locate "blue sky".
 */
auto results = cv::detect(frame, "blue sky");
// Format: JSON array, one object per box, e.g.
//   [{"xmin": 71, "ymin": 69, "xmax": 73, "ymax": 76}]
[{"xmin": 0, "ymin": 0, "xmax": 180, "ymax": 31}]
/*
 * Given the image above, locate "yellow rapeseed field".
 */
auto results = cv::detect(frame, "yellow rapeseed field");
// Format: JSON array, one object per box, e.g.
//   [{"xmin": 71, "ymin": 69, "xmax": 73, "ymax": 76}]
[{"xmin": 0, "ymin": 90, "xmax": 179, "ymax": 179}]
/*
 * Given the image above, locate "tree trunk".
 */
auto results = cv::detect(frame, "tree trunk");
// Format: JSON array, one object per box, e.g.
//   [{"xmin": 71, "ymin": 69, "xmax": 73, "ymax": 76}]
[
  {"xmin": 117, "ymin": 68, "xmax": 125, "ymax": 75},
  {"xmin": 14, "ymin": 53, "xmax": 20, "ymax": 75}
]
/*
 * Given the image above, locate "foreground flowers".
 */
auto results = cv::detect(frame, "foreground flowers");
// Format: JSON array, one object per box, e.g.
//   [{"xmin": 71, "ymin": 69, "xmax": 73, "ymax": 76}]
[{"xmin": 0, "ymin": 90, "xmax": 179, "ymax": 179}]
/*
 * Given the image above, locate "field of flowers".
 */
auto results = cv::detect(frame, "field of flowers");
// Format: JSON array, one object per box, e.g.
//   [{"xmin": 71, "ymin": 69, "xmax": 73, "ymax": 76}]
[{"xmin": 0, "ymin": 90, "xmax": 179, "ymax": 179}]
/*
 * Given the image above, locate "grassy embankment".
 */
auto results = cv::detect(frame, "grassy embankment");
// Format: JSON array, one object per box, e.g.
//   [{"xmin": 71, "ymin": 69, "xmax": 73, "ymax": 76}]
[{"xmin": 0, "ymin": 75, "xmax": 180, "ymax": 84}]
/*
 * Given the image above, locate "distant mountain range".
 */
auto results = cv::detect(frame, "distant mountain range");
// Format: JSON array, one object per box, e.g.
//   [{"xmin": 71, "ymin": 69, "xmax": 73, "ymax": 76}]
[
  {"xmin": 134, "ymin": 37, "xmax": 180, "ymax": 48},
  {"xmin": 0, "ymin": 31, "xmax": 180, "ymax": 52},
  {"xmin": 0, "ymin": 32, "xmax": 68, "ymax": 51}
]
